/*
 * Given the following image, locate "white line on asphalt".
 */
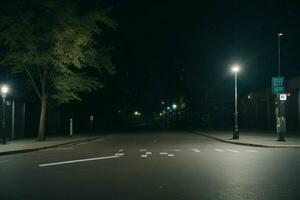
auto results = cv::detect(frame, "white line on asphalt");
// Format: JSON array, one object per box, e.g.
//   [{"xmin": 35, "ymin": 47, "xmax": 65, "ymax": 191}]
[
  {"xmin": 160, "ymin": 152, "xmax": 168, "ymax": 155},
  {"xmin": 141, "ymin": 155, "xmax": 147, "ymax": 158},
  {"xmin": 145, "ymin": 152, "xmax": 152, "ymax": 155},
  {"xmin": 38, "ymin": 155, "xmax": 119, "ymax": 167},
  {"xmin": 114, "ymin": 153, "xmax": 125, "ymax": 156},
  {"xmin": 228, "ymin": 149, "xmax": 239, "ymax": 153},
  {"xmin": 173, "ymin": 149, "xmax": 182, "ymax": 152},
  {"xmin": 246, "ymin": 150, "xmax": 258, "ymax": 153},
  {"xmin": 119, "ymin": 149, "xmax": 124, "ymax": 152},
  {"xmin": 192, "ymin": 149, "xmax": 200, "ymax": 153},
  {"xmin": 215, "ymin": 149, "xmax": 224, "ymax": 152},
  {"xmin": 139, "ymin": 149, "xmax": 147, "ymax": 152},
  {"xmin": 168, "ymin": 154, "xmax": 175, "ymax": 157}
]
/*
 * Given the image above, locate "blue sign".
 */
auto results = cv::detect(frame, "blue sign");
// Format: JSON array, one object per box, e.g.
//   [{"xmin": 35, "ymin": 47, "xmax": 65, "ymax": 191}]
[{"xmin": 272, "ymin": 77, "xmax": 285, "ymax": 94}]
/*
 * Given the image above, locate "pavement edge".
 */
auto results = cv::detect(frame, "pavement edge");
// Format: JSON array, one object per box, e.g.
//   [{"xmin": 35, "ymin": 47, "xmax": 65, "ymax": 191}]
[
  {"xmin": 191, "ymin": 130, "xmax": 300, "ymax": 148},
  {"xmin": 0, "ymin": 136, "xmax": 102, "ymax": 156}
]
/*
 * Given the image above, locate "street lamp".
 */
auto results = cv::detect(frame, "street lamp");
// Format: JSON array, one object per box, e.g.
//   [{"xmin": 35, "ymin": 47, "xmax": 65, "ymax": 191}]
[
  {"xmin": 172, "ymin": 104, "xmax": 177, "ymax": 110},
  {"xmin": 1, "ymin": 84, "xmax": 9, "ymax": 144},
  {"xmin": 231, "ymin": 65, "xmax": 240, "ymax": 139}
]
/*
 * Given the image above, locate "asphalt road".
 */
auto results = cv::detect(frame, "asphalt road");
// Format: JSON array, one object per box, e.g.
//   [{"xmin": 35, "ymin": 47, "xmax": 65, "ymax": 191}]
[{"xmin": 1, "ymin": 131, "xmax": 300, "ymax": 200}]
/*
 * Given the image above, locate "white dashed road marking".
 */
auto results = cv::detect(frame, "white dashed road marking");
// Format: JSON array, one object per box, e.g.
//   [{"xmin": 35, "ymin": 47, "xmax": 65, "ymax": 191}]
[
  {"xmin": 173, "ymin": 149, "xmax": 182, "ymax": 152},
  {"xmin": 215, "ymin": 149, "xmax": 224, "ymax": 152},
  {"xmin": 114, "ymin": 153, "xmax": 125, "ymax": 156},
  {"xmin": 168, "ymin": 154, "xmax": 175, "ymax": 157},
  {"xmin": 39, "ymin": 155, "xmax": 119, "ymax": 167},
  {"xmin": 228, "ymin": 149, "xmax": 239, "ymax": 153},
  {"xmin": 192, "ymin": 149, "xmax": 200, "ymax": 153},
  {"xmin": 160, "ymin": 152, "xmax": 168, "ymax": 155},
  {"xmin": 146, "ymin": 152, "xmax": 152, "ymax": 155},
  {"xmin": 139, "ymin": 149, "xmax": 147, "ymax": 152},
  {"xmin": 141, "ymin": 155, "xmax": 147, "ymax": 158}
]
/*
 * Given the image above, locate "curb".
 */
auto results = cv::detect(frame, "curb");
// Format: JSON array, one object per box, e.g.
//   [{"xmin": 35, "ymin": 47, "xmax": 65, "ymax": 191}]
[
  {"xmin": 191, "ymin": 130, "xmax": 300, "ymax": 148},
  {"xmin": 0, "ymin": 136, "xmax": 102, "ymax": 156}
]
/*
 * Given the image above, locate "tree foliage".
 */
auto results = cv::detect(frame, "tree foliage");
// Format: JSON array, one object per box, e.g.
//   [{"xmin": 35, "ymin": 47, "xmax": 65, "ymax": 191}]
[{"xmin": 0, "ymin": 0, "xmax": 117, "ymax": 139}]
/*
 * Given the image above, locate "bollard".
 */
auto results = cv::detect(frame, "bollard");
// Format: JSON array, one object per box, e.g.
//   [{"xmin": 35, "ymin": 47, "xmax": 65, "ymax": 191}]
[{"xmin": 70, "ymin": 118, "xmax": 73, "ymax": 137}]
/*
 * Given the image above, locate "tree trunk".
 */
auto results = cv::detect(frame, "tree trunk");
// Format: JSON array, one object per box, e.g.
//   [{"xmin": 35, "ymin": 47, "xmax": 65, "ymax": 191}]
[{"xmin": 37, "ymin": 96, "xmax": 47, "ymax": 141}]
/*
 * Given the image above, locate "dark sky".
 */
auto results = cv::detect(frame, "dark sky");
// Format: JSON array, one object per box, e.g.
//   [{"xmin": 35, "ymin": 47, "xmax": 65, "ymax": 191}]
[{"xmin": 104, "ymin": 0, "xmax": 300, "ymax": 110}]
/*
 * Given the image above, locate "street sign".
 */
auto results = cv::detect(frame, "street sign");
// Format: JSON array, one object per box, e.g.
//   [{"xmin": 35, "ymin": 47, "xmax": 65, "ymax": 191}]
[
  {"xmin": 279, "ymin": 94, "xmax": 287, "ymax": 101},
  {"xmin": 272, "ymin": 77, "xmax": 285, "ymax": 94}
]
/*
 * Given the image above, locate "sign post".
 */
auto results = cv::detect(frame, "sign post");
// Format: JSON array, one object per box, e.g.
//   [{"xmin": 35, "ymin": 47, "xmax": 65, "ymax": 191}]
[{"xmin": 272, "ymin": 77, "xmax": 286, "ymax": 141}]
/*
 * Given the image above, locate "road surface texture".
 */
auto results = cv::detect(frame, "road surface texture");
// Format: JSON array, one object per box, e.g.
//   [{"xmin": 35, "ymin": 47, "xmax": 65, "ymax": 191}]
[{"xmin": 1, "ymin": 131, "xmax": 300, "ymax": 200}]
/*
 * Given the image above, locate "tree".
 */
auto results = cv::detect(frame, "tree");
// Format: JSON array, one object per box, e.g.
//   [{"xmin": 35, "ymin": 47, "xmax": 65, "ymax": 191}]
[{"xmin": 0, "ymin": 0, "xmax": 117, "ymax": 140}]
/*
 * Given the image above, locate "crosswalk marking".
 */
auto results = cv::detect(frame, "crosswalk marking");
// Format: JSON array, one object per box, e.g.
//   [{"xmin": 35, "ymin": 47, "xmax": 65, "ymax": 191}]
[
  {"xmin": 228, "ymin": 149, "xmax": 239, "ymax": 153},
  {"xmin": 215, "ymin": 148, "xmax": 224, "ymax": 152},
  {"xmin": 192, "ymin": 149, "xmax": 200, "ymax": 153}
]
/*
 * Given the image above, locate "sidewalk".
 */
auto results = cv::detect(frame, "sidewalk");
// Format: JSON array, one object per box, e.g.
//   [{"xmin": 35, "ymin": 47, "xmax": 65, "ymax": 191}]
[
  {"xmin": 0, "ymin": 135, "xmax": 103, "ymax": 156},
  {"xmin": 193, "ymin": 129, "xmax": 300, "ymax": 148}
]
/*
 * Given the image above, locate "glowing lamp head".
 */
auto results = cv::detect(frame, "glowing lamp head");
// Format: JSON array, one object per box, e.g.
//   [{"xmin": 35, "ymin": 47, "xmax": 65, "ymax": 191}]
[
  {"xmin": 278, "ymin": 33, "xmax": 283, "ymax": 37},
  {"xmin": 231, "ymin": 65, "xmax": 240, "ymax": 73},
  {"xmin": 1, "ymin": 85, "xmax": 9, "ymax": 96},
  {"xmin": 172, "ymin": 104, "xmax": 177, "ymax": 110}
]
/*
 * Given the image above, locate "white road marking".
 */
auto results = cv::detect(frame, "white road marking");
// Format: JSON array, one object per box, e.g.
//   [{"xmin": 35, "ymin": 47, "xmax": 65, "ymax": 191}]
[
  {"xmin": 168, "ymin": 154, "xmax": 175, "ymax": 157},
  {"xmin": 146, "ymin": 152, "xmax": 152, "ymax": 155},
  {"xmin": 38, "ymin": 155, "xmax": 119, "ymax": 167},
  {"xmin": 139, "ymin": 149, "xmax": 147, "ymax": 152},
  {"xmin": 173, "ymin": 149, "xmax": 182, "ymax": 152},
  {"xmin": 114, "ymin": 153, "xmax": 125, "ymax": 156},
  {"xmin": 192, "ymin": 149, "xmax": 200, "ymax": 153},
  {"xmin": 215, "ymin": 149, "xmax": 224, "ymax": 152},
  {"xmin": 119, "ymin": 149, "xmax": 124, "ymax": 152},
  {"xmin": 141, "ymin": 155, "xmax": 147, "ymax": 158},
  {"xmin": 160, "ymin": 152, "xmax": 168, "ymax": 155},
  {"xmin": 246, "ymin": 150, "xmax": 258, "ymax": 153},
  {"xmin": 228, "ymin": 149, "xmax": 239, "ymax": 153}
]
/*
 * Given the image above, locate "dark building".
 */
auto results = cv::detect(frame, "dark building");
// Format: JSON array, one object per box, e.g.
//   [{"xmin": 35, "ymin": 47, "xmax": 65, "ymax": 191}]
[{"xmin": 240, "ymin": 77, "xmax": 300, "ymax": 132}]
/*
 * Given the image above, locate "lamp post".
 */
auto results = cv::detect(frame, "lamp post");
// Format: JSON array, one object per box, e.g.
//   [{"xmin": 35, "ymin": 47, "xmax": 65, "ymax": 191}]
[
  {"xmin": 276, "ymin": 33, "xmax": 286, "ymax": 141},
  {"xmin": 1, "ymin": 85, "xmax": 9, "ymax": 144},
  {"xmin": 231, "ymin": 65, "xmax": 240, "ymax": 139}
]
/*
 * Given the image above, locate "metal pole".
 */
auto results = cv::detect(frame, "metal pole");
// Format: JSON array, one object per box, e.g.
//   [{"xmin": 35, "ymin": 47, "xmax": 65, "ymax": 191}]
[
  {"xmin": 278, "ymin": 35, "xmax": 281, "ymax": 77},
  {"xmin": 11, "ymin": 100, "xmax": 15, "ymax": 140},
  {"xmin": 277, "ymin": 33, "xmax": 285, "ymax": 141},
  {"xmin": 70, "ymin": 118, "xmax": 73, "ymax": 137},
  {"xmin": 233, "ymin": 72, "xmax": 239, "ymax": 139},
  {"xmin": 2, "ymin": 97, "xmax": 6, "ymax": 144}
]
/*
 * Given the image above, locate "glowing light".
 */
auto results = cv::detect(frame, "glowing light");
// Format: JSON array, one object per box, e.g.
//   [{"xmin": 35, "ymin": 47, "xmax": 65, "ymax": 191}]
[
  {"xmin": 172, "ymin": 104, "xmax": 177, "ymax": 110},
  {"xmin": 231, "ymin": 65, "xmax": 240, "ymax": 73}
]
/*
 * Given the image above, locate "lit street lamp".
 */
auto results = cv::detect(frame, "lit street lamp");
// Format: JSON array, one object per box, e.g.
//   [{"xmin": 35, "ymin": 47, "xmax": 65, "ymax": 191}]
[
  {"xmin": 231, "ymin": 65, "xmax": 240, "ymax": 139},
  {"xmin": 1, "ymin": 85, "xmax": 9, "ymax": 144},
  {"xmin": 172, "ymin": 104, "xmax": 177, "ymax": 110}
]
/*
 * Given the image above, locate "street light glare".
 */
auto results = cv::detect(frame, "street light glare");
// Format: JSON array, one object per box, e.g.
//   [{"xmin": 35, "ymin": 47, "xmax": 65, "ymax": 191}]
[
  {"xmin": 1, "ymin": 85, "xmax": 9, "ymax": 94},
  {"xmin": 172, "ymin": 104, "xmax": 177, "ymax": 110},
  {"xmin": 231, "ymin": 65, "xmax": 240, "ymax": 73},
  {"xmin": 278, "ymin": 33, "xmax": 283, "ymax": 37}
]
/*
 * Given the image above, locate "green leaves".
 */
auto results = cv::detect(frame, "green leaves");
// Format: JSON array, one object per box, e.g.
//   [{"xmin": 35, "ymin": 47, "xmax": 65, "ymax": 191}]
[{"xmin": 0, "ymin": 0, "xmax": 116, "ymax": 104}]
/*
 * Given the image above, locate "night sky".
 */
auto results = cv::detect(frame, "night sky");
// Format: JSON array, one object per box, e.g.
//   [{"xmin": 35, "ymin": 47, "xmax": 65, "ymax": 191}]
[
  {"xmin": 2, "ymin": 0, "xmax": 300, "ymax": 116},
  {"xmin": 104, "ymin": 0, "xmax": 300, "ymax": 111}
]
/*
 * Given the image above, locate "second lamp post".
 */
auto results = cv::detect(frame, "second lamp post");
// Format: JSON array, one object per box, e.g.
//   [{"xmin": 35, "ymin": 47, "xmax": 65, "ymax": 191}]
[{"xmin": 231, "ymin": 65, "xmax": 240, "ymax": 139}]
